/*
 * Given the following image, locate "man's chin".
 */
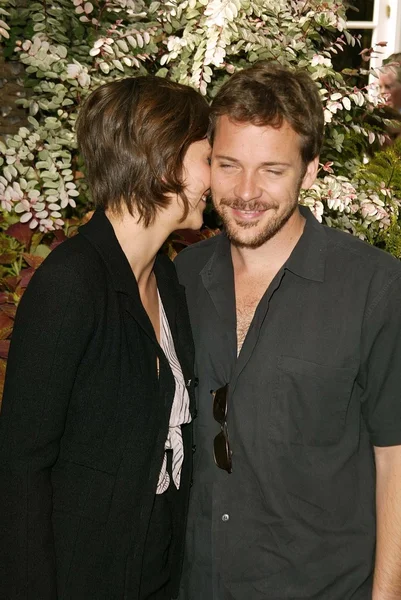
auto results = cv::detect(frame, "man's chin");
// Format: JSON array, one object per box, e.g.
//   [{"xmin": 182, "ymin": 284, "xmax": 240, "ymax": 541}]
[
  {"xmin": 225, "ymin": 224, "xmax": 274, "ymax": 249},
  {"xmin": 223, "ymin": 210, "xmax": 296, "ymax": 249}
]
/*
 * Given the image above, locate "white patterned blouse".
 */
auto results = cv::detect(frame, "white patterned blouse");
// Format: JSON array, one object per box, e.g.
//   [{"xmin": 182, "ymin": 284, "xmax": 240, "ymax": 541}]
[{"xmin": 156, "ymin": 291, "xmax": 192, "ymax": 494}]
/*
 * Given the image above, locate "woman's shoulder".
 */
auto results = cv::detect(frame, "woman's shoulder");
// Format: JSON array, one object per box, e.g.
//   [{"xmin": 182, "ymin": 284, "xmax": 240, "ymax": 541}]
[{"xmin": 31, "ymin": 233, "xmax": 108, "ymax": 293}]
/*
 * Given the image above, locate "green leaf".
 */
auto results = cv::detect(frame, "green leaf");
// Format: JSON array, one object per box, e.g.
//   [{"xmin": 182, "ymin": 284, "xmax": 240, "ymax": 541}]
[
  {"xmin": 27, "ymin": 116, "xmax": 39, "ymax": 129},
  {"xmin": 33, "ymin": 22, "xmax": 46, "ymax": 32},
  {"xmin": 42, "ymin": 180, "xmax": 60, "ymax": 188}
]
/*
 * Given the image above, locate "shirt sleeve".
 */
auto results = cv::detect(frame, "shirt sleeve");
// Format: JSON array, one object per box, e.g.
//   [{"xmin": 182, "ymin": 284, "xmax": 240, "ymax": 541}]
[
  {"xmin": 360, "ymin": 273, "xmax": 401, "ymax": 447},
  {"xmin": 0, "ymin": 257, "xmax": 95, "ymax": 599}
]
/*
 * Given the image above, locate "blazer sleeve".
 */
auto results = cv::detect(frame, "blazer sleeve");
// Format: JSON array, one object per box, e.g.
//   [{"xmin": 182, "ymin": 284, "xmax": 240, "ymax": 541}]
[{"xmin": 0, "ymin": 258, "xmax": 95, "ymax": 599}]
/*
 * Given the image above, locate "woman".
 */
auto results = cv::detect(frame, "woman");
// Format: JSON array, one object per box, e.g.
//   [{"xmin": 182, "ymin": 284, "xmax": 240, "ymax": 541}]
[{"xmin": 0, "ymin": 76, "xmax": 210, "ymax": 599}]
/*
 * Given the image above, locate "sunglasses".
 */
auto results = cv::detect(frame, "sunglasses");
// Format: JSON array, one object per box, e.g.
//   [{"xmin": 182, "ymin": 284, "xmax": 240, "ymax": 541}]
[{"xmin": 212, "ymin": 384, "xmax": 232, "ymax": 473}]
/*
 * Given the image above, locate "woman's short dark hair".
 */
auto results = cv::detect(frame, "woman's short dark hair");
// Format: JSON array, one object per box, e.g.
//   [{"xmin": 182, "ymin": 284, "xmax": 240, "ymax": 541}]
[
  {"xmin": 209, "ymin": 61, "xmax": 324, "ymax": 165},
  {"xmin": 76, "ymin": 76, "xmax": 210, "ymax": 226}
]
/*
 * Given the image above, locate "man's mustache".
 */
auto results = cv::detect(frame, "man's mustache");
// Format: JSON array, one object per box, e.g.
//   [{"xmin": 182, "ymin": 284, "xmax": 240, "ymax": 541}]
[{"xmin": 218, "ymin": 197, "xmax": 278, "ymax": 212}]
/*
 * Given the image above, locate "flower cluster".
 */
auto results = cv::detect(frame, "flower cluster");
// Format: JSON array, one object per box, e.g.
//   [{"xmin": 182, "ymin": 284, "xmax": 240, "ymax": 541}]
[
  {"xmin": 0, "ymin": 119, "xmax": 78, "ymax": 233},
  {"xmin": 301, "ymin": 174, "xmax": 399, "ymax": 240}
]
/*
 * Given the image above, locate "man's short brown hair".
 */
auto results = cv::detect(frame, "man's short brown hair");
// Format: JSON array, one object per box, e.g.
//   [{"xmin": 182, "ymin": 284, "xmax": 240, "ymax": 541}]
[
  {"xmin": 76, "ymin": 76, "xmax": 210, "ymax": 226},
  {"xmin": 209, "ymin": 61, "xmax": 324, "ymax": 165}
]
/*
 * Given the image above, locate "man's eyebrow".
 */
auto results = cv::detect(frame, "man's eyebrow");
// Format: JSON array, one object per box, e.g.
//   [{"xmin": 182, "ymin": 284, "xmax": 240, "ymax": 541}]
[
  {"xmin": 213, "ymin": 155, "xmax": 240, "ymax": 163},
  {"xmin": 213, "ymin": 155, "xmax": 291, "ymax": 167}
]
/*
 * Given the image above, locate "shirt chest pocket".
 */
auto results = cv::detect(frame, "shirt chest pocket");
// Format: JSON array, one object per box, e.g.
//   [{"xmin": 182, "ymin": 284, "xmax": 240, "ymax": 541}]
[{"xmin": 269, "ymin": 355, "xmax": 356, "ymax": 446}]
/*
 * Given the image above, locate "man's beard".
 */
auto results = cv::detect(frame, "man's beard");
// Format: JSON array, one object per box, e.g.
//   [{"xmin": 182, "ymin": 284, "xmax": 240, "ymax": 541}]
[{"xmin": 214, "ymin": 195, "xmax": 299, "ymax": 249}]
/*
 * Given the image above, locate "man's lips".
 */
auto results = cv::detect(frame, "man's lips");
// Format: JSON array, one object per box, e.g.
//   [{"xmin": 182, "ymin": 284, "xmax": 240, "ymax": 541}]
[{"xmin": 230, "ymin": 207, "xmax": 268, "ymax": 220}]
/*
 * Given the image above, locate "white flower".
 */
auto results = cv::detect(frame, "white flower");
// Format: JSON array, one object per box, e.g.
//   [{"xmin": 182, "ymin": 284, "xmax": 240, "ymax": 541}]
[
  {"xmin": 0, "ymin": 177, "xmax": 14, "ymax": 212},
  {"xmin": 27, "ymin": 36, "xmax": 42, "ymax": 57},
  {"xmin": 342, "ymin": 97, "xmax": 351, "ymax": 111},
  {"xmin": 167, "ymin": 36, "xmax": 187, "ymax": 53},
  {"xmin": 166, "ymin": 35, "xmax": 188, "ymax": 60},
  {"xmin": 205, "ymin": 42, "xmax": 226, "ymax": 67},
  {"xmin": 1, "ymin": 198, "xmax": 12, "ymax": 212},
  {"xmin": 312, "ymin": 201, "xmax": 324, "ymax": 222},
  {"xmin": 5, "ymin": 181, "xmax": 23, "ymax": 202},
  {"xmin": 361, "ymin": 202, "xmax": 378, "ymax": 219},
  {"xmin": 205, "ymin": 0, "xmax": 238, "ymax": 27},
  {"xmin": 337, "ymin": 17, "xmax": 347, "ymax": 32},
  {"xmin": 303, "ymin": 198, "xmax": 324, "ymax": 222},
  {"xmin": 311, "ymin": 54, "xmax": 332, "ymax": 68},
  {"xmin": 84, "ymin": 2, "xmax": 94, "ymax": 14},
  {"xmin": 66, "ymin": 63, "xmax": 80, "ymax": 78},
  {"xmin": 14, "ymin": 199, "xmax": 31, "ymax": 213},
  {"xmin": 324, "ymin": 109, "xmax": 332, "ymax": 124},
  {"xmin": 327, "ymin": 101, "xmax": 343, "ymax": 114},
  {"xmin": 66, "ymin": 63, "xmax": 90, "ymax": 87},
  {"xmin": 39, "ymin": 218, "xmax": 55, "ymax": 233}
]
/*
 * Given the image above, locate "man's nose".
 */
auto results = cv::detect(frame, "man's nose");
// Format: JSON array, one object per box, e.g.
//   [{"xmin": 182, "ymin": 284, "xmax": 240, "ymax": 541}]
[{"xmin": 233, "ymin": 172, "xmax": 262, "ymax": 201}]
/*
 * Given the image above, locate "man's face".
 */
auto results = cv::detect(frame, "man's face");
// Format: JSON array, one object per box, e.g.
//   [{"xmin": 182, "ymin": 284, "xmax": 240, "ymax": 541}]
[
  {"xmin": 379, "ymin": 68, "xmax": 401, "ymax": 111},
  {"xmin": 211, "ymin": 116, "xmax": 317, "ymax": 249}
]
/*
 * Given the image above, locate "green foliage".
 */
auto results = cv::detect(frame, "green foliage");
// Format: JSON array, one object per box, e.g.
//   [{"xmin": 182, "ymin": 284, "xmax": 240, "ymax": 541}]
[
  {"xmin": 0, "ymin": 0, "xmax": 400, "ymax": 243},
  {"xmin": 358, "ymin": 139, "xmax": 401, "ymax": 257},
  {"xmin": 363, "ymin": 138, "xmax": 401, "ymax": 198}
]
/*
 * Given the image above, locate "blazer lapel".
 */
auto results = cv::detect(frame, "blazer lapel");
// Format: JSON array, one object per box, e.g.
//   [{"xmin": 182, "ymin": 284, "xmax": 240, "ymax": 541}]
[
  {"xmin": 79, "ymin": 210, "xmax": 158, "ymax": 345},
  {"xmin": 79, "ymin": 212, "xmax": 192, "ymax": 411}
]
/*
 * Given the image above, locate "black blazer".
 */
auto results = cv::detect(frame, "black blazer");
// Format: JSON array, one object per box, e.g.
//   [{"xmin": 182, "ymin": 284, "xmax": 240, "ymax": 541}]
[{"xmin": 0, "ymin": 210, "xmax": 196, "ymax": 599}]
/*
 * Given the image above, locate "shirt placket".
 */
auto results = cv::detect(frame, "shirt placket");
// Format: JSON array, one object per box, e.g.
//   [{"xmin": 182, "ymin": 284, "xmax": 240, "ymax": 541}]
[
  {"xmin": 212, "ymin": 480, "xmax": 232, "ymax": 599},
  {"xmin": 209, "ymin": 269, "xmax": 287, "ymax": 599}
]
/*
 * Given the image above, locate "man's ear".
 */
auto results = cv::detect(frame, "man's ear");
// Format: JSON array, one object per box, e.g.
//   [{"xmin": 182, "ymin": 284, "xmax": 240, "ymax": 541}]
[{"xmin": 301, "ymin": 156, "xmax": 319, "ymax": 190}]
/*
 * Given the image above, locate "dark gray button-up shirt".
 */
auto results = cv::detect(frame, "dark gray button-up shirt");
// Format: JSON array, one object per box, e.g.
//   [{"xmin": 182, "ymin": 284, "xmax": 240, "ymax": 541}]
[{"xmin": 175, "ymin": 207, "xmax": 401, "ymax": 600}]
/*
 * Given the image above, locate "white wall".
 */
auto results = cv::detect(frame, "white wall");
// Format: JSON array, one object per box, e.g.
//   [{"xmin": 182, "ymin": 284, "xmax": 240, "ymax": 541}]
[
  {"xmin": 347, "ymin": 0, "xmax": 401, "ymax": 71},
  {"xmin": 374, "ymin": 0, "xmax": 401, "ymax": 61}
]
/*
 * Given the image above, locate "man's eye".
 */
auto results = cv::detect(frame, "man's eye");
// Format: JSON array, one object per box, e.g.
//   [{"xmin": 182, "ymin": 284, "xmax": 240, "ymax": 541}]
[{"xmin": 267, "ymin": 170, "xmax": 283, "ymax": 176}]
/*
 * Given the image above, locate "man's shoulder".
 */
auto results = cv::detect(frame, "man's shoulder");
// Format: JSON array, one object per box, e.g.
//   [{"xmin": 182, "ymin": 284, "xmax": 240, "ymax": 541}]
[
  {"xmin": 174, "ymin": 233, "xmax": 221, "ymax": 282},
  {"xmin": 323, "ymin": 223, "xmax": 401, "ymax": 278}
]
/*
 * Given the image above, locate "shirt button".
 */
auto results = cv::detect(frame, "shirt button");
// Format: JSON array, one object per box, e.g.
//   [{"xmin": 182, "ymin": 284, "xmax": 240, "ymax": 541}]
[{"xmin": 221, "ymin": 513, "xmax": 230, "ymax": 522}]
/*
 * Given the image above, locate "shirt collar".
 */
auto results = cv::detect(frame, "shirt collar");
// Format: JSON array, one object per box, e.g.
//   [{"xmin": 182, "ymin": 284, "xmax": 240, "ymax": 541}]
[
  {"xmin": 202, "ymin": 204, "xmax": 327, "ymax": 284},
  {"xmin": 284, "ymin": 205, "xmax": 327, "ymax": 282}
]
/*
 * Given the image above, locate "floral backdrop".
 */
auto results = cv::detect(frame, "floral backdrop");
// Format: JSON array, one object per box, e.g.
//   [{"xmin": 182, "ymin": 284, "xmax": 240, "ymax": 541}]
[{"xmin": 0, "ymin": 0, "xmax": 401, "ymax": 396}]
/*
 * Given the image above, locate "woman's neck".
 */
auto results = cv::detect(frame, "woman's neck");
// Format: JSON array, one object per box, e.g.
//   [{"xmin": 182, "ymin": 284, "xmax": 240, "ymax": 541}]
[{"xmin": 105, "ymin": 208, "xmax": 169, "ymax": 290}]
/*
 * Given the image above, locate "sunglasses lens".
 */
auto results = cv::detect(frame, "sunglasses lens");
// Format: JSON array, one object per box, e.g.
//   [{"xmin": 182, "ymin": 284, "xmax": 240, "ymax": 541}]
[
  {"xmin": 213, "ymin": 384, "xmax": 228, "ymax": 423},
  {"xmin": 213, "ymin": 430, "xmax": 232, "ymax": 473}
]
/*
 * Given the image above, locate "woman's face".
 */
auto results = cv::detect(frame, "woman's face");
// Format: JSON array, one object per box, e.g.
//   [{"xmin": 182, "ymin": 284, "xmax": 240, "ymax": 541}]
[{"xmin": 178, "ymin": 138, "xmax": 211, "ymax": 230}]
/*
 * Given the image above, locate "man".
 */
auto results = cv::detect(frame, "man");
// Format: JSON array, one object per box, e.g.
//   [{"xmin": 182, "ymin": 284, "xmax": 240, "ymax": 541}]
[
  {"xmin": 378, "ymin": 53, "xmax": 401, "ymax": 145},
  {"xmin": 175, "ymin": 62, "xmax": 401, "ymax": 599},
  {"xmin": 379, "ymin": 52, "xmax": 401, "ymax": 112}
]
